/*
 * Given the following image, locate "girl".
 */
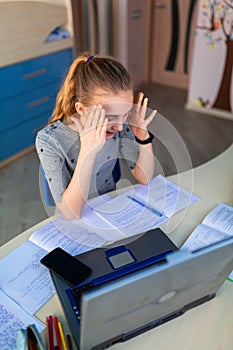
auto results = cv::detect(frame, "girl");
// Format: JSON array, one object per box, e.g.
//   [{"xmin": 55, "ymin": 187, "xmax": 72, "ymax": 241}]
[{"xmin": 36, "ymin": 53, "xmax": 156, "ymax": 219}]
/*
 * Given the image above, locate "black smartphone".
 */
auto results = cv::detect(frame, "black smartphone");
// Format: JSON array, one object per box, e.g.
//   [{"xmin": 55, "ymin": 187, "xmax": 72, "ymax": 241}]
[{"xmin": 40, "ymin": 247, "xmax": 92, "ymax": 286}]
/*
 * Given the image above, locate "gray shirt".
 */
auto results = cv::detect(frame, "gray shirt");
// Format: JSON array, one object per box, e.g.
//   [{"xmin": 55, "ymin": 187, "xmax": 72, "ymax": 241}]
[{"xmin": 36, "ymin": 121, "xmax": 139, "ymax": 204}]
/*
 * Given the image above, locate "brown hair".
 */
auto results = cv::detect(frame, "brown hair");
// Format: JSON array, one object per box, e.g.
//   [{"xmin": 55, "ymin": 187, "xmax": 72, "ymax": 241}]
[{"xmin": 49, "ymin": 53, "xmax": 133, "ymax": 124}]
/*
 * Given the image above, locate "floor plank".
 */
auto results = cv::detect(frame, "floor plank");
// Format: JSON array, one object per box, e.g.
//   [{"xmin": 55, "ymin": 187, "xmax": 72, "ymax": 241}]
[{"xmin": 0, "ymin": 151, "xmax": 48, "ymax": 246}]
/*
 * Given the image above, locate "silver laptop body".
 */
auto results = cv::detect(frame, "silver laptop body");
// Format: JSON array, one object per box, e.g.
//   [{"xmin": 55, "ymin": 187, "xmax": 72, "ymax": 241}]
[{"xmin": 51, "ymin": 232, "xmax": 233, "ymax": 350}]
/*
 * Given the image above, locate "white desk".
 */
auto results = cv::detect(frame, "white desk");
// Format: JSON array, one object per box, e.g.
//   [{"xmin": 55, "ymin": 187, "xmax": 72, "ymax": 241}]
[{"xmin": 1, "ymin": 144, "xmax": 233, "ymax": 350}]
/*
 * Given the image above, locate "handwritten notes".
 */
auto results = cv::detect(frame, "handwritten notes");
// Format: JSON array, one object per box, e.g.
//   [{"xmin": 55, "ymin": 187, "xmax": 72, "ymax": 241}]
[
  {"xmin": 132, "ymin": 175, "xmax": 199, "ymax": 218},
  {"xmin": 90, "ymin": 175, "xmax": 200, "ymax": 237},
  {"xmin": 30, "ymin": 216, "xmax": 107, "ymax": 255},
  {"xmin": 91, "ymin": 191, "xmax": 168, "ymax": 237},
  {"xmin": 0, "ymin": 241, "xmax": 55, "ymax": 314},
  {"xmin": 0, "ymin": 289, "xmax": 44, "ymax": 350}
]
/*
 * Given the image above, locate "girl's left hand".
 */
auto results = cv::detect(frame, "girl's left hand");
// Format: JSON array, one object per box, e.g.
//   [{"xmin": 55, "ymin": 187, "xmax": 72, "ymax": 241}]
[{"xmin": 128, "ymin": 92, "xmax": 157, "ymax": 140}]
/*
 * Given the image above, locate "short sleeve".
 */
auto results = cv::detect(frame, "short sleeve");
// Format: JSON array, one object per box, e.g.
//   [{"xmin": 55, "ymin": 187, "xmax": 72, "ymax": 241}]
[{"xmin": 36, "ymin": 133, "xmax": 71, "ymax": 205}]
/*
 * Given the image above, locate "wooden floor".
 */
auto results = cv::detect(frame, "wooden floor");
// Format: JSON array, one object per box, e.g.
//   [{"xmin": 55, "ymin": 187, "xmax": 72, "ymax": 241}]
[{"xmin": 1, "ymin": 83, "xmax": 233, "ymax": 246}]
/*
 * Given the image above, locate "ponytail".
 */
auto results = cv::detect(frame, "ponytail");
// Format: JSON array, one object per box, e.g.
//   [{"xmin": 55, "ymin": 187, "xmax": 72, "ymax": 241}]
[{"xmin": 49, "ymin": 54, "xmax": 88, "ymax": 124}]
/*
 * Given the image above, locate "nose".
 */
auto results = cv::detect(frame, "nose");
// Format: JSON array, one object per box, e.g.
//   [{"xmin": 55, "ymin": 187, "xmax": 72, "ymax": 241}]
[
  {"xmin": 112, "ymin": 123, "xmax": 123, "ymax": 132},
  {"xmin": 110, "ymin": 116, "xmax": 124, "ymax": 132}
]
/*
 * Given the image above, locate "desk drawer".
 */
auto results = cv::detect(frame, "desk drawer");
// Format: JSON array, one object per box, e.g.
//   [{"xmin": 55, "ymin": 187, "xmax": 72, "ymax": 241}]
[
  {"xmin": 0, "ymin": 48, "xmax": 73, "ymax": 101},
  {"xmin": 0, "ymin": 113, "xmax": 49, "ymax": 161},
  {"xmin": 0, "ymin": 82, "xmax": 58, "ymax": 132}
]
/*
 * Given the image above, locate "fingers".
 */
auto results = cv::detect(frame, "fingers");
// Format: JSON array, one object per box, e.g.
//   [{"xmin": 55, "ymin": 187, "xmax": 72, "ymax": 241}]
[
  {"xmin": 82, "ymin": 105, "xmax": 107, "ymax": 142},
  {"xmin": 85, "ymin": 105, "xmax": 105, "ymax": 129},
  {"xmin": 135, "ymin": 92, "xmax": 149, "ymax": 114},
  {"xmin": 85, "ymin": 105, "xmax": 97, "ymax": 128},
  {"xmin": 96, "ymin": 109, "xmax": 107, "ymax": 134},
  {"xmin": 98, "ymin": 117, "xmax": 108, "ymax": 139},
  {"xmin": 135, "ymin": 92, "xmax": 144, "ymax": 105},
  {"xmin": 134, "ymin": 92, "xmax": 152, "ymax": 120},
  {"xmin": 145, "ymin": 109, "xmax": 157, "ymax": 127},
  {"xmin": 92, "ymin": 105, "xmax": 104, "ymax": 128},
  {"xmin": 131, "ymin": 92, "xmax": 157, "ymax": 134},
  {"xmin": 142, "ymin": 97, "xmax": 148, "ymax": 116},
  {"xmin": 135, "ymin": 92, "xmax": 144, "ymax": 113}
]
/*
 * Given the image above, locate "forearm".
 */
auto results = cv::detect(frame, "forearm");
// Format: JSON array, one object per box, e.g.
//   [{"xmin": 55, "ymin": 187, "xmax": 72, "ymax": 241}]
[
  {"xmin": 58, "ymin": 151, "xmax": 95, "ymax": 219},
  {"xmin": 131, "ymin": 142, "xmax": 155, "ymax": 184}
]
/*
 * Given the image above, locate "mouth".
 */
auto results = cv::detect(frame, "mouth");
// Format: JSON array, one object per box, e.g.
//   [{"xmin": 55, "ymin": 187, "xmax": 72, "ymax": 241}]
[{"xmin": 106, "ymin": 131, "xmax": 116, "ymax": 139}]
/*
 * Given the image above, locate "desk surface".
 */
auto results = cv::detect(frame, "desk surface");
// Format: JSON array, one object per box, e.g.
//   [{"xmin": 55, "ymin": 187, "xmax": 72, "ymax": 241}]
[{"xmin": 1, "ymin": 144, "xmax": 233, "ymax": 350}]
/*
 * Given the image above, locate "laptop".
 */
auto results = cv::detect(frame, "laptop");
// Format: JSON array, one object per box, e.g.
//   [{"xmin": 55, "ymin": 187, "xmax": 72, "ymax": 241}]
[{"xmin": 50, "ymin": 228, "xmax": 233, "ymax": 350}]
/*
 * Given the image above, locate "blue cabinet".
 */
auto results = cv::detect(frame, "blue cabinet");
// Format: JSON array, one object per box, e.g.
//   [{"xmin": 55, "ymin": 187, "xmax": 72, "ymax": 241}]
[{"xmin": 0, "ymin": 48, "xmax": 73, "ymax": 162}]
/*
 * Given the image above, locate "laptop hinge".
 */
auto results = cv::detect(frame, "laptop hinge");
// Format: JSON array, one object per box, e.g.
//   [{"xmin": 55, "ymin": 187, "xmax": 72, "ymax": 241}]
[{"xmin": 184, "ymin": 293, "xmax": 216, "ymax": 311}]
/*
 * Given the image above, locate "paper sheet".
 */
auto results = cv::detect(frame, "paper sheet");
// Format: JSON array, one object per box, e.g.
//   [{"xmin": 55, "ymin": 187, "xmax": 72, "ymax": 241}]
[
  {"xmin": 0, "ymin": 241, "xmax": 55, "ymax": 314},
  {"xmin": 202, "ymin": 203, "xmax": 233, "ymax": 234},
  {"xmin": 181, "ymin": 224, "xmax": 230, "ymax": 251},
  {"xmin": 30, "ymin": 216, "xmax": 107, "ymax": 254},
  {"xmin": 181, "ymin": 203, "xmax": 233, "ymax": 282},
  {"xmin": 0, "ymin": 289, "xmax": 44, "ymax": 350},
  {"xmin": 90, "ymin": 175, "xmax": 200, "ymax": 237},
  {"xmin": 92, "ymin": 191, "xmax": 168, "ymax": 237},
  {"xmin": 132, "ymin": 175, "xmax": 200, "ymax": 218}
]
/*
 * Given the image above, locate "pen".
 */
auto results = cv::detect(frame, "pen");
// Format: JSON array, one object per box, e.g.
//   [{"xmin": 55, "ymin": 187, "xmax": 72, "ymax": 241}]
[
  {"xmin": 58, "ymin": 321, "xmax": 68, "ymax": 350},
  {"xmin": 66, "ymin": 334, "xmax": 73, "ymax": 350},
  {"xmin": 53, "ymin": 316, "xmax": 62, "ymax": 350},
  {"xmin": 127, "ymin": 196, "xmax": 163, "ymax": 217},
  {"xmin": 48, "ymin": 315, "xmax": 54, "ymax": 350},
  {"xmin": 45, "ymin": 317, "xmax": 51, "ymax": 350},
  {"xmin": 52, "ymin": 317, "xmax": 59, "ymax": 350}
]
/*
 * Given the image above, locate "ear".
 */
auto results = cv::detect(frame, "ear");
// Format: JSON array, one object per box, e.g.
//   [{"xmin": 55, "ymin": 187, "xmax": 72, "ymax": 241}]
[{"xmin": 75, "ymin": 101, "xmax": 85, "ymax": 114}]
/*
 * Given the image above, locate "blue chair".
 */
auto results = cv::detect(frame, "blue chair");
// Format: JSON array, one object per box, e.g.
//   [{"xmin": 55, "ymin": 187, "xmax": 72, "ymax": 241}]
[{"xmin": 40, "ymin": 165, "xmax": 56, "ymax": 207}]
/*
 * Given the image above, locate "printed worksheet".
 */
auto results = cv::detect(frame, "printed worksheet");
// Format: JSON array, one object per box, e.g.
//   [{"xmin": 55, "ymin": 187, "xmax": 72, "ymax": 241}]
[
  {"xmin": 181, "ymin": 203, "xmax": 233, "ymax": 281},
  {"xmin": 181, "ymin": 203, "xmax": 233, "ymax": 251}
]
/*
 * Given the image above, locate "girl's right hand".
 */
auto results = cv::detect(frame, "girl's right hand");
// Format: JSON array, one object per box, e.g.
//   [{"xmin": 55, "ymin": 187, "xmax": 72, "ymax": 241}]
[{"xmin": 71, "ymin": 105, "xmax": 108, "ymax": 158}]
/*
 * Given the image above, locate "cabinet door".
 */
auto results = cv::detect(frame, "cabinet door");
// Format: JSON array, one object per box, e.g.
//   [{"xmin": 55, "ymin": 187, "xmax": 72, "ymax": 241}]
[
  {"xmin": 0, "ymin": 114, "xmax": 49, "ymax": 161},
  {"xmin": 0, "ymin": 49, "xmax": 73, "ymax": 101},
  {"xmin": 0, "ymin": 82, "xmax": 58, "ymax": 133},
  {"xmin": 150, "ymin": 0, "xmax": 198, "ymax": 88},
  {"xmin": 0, "ymin": 49, "xmax": 73, "ymax": 162}
]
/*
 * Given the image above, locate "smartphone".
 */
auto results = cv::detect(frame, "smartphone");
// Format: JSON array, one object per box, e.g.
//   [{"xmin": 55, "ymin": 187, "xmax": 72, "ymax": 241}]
[{"xmin": 40, "ymin": 247, "xmax": 92, "ymax": 286}]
